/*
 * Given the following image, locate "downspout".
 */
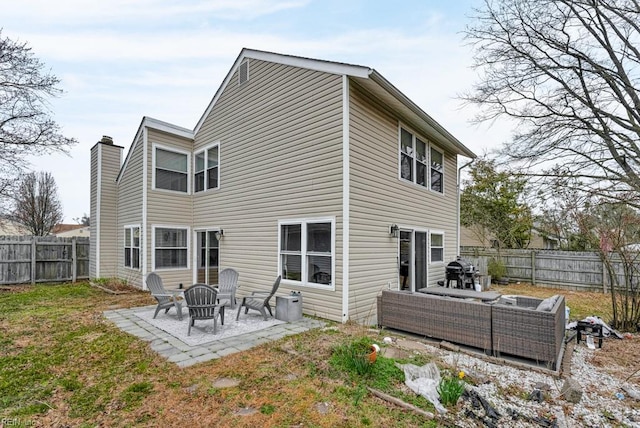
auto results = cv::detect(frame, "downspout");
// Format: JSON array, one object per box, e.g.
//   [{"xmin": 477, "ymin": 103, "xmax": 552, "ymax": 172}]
[{"xmin": 457, "ymin": 158, "xmax": 474, "ymax": 257}]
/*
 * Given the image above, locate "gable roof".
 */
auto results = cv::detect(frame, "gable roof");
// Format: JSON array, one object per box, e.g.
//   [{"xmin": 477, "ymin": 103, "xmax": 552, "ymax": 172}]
[
  {"xmin": 116, "ymin": 48, "xmax": 475, "ymax": 181},
  {"xmin": 194, "ymin": 48, "xmax": 476, "ymax": 158},
  {"xmin": 116, "ymin": 116, "xmax": 194, "ymax": 183}
]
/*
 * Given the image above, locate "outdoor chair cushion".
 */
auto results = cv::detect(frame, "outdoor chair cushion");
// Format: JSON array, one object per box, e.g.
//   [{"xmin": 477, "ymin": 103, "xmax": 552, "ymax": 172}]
[{"xmin": 536, "ymin": 295, "xmax": 560, "ymax": 312}]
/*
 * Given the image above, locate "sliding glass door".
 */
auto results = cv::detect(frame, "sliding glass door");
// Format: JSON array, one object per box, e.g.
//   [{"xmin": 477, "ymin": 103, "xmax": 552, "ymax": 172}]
[
  {"xmin": 196, "ymin": 231, "xmax": 219, "ymax": 285},
  {"xmin": 398, "ymin": 229, "xmax": 428, "ymax": 292}
]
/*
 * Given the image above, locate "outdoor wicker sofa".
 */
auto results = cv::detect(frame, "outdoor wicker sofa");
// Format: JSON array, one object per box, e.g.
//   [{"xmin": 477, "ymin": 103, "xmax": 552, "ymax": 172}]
[
  {"xmin": 377, "ymin": 289, "xmax": 566, "ymax": 369},
  {"xmin": 492, "ymin": 295, "xmax": 566, "ymax": 368},
  {"xmin": 377, "ymin": 289, "xmax": 493, "ymax": 352}
]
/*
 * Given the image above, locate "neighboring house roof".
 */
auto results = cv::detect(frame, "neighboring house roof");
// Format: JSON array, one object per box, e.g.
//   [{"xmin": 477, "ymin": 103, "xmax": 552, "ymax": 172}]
[
  {"xmin": 116, "ymin": 48, "xmax": 476, "ymax": 182},
  {"xmin": 55, "ymin": 226, "xmax": 90, "ymax": 238},
  {"xmin": 51, "ymin": 224, "xmax": 86, "ymax": 235},
  {"xmin": 460, "ymin": 225, "xmax": 561, "ymax": 250}
]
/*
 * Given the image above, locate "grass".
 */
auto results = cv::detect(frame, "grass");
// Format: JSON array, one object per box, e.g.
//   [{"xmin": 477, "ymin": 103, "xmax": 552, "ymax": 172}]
[{"xmin": 0, "ymin": 280, "xmax": 624, "ymax": 427}]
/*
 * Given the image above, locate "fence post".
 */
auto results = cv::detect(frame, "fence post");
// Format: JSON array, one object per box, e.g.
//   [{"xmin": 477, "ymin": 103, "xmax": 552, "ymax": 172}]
[
  {"xmin": 72, "ymin": 237, "xmax": 77, "ymax": 283},
  {"xmin": 531, "ymin": 251, "xmax": 536, "ymax": 285},
  {"xmin": 31, "ymin": 238, "xmax": 36, "ymax": 285}
]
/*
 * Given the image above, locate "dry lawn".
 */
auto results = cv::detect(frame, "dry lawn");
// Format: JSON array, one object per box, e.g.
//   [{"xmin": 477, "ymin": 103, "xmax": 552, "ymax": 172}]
[{"xmin": 1, "ymin": 281, "xmax": 638, "ymax": 427}]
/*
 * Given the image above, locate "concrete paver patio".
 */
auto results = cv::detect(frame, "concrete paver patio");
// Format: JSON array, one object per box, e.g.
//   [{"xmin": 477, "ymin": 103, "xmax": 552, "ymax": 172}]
[{"xmin": 104, "ymin": 305, "xmax": 326, "ymax": 367}]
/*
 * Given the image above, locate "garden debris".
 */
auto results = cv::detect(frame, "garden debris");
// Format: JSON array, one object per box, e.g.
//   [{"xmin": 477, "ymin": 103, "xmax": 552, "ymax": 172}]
[
  {"xmin": 463, "ymin": 388, "xmax": 501, "ymax": 421},
  {"xmin": 315, "ymin": 402, "xmax": 330, "ymax": 415},
  {"xmin": 623, "ymin": 385, "xmax": 640, "ymax": 400},
  {"xmin": 506, "ymin": 408, "xmax": 559, "ymax": 427},
  {"xmin": 367, "ymin": 387, "xmax": 435, "ymax": 419},
  {"xmin": 528, "ymin": 388, "xmax": 544, "ymax": 403},
  {"xmin": 396, "ymin": 362, "xmax": 447, "ymax": 413},
  {"xmin": 560, "ymin": 377, "xmax": 583, "ymax": 403}
]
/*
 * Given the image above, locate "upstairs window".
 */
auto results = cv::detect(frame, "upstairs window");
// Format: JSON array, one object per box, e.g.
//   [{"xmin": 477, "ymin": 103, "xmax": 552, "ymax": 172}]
[
  {"xmin": 154, "ymin": 146, "xmax": 189, "ymax": 193},
  {"xmin": 194, "ymin": 144, "xmax": 219, "ymax": 192},
  {"xmin": 399, "ymin": 126, "xmax": 444, "ymax": 193},
  {"xmin": 124, "ymin": 226, "xmax": 140, "ymax": 269},
  {"xmin": 430, "ymin": 147, "xmax": 444, "ymax": 193}
]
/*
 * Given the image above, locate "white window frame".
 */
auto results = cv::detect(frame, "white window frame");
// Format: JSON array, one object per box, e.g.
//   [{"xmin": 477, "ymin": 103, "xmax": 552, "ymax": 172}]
[
  {"xmin": 152, "ymin": 143, "xmax": 191, "ymax": 194},
  {"xmin": 430, "ymin": 231, "xmax": 445, "ymax": 264},
  {"xmin": 430, "ymin": 146, "xmax": 445, "ymax": 194},
  {"xmin": 398, "ymin": 125, "xmax": 445, "ymax": 194},
  {"xmin": 278, "ymin": 217, "xmax": 336, "ymax": 290},
  {"xmin": 152, "ymin": 225, "xmax": 190, "ymax": 271},
  {"xmin": 123, "ymin": 225, "xmax": 141, "ymax": 270},
  {"xmin": 194, "ymin": 142, "xmax": 220, "ymax": 193}
]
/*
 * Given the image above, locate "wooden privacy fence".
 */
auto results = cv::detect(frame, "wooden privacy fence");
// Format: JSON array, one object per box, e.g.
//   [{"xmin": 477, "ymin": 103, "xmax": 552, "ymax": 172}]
[
  {"xmin": 460, "ymin": 247, "xmax": 617, "ymax": 292},
  {"xmin": 0, "ymin": 236, "xmax": 90, "ymax": 285}
]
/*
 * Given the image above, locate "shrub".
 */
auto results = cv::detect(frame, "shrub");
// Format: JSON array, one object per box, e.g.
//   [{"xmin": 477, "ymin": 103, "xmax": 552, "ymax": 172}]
[{"xmin": 437, "ymin": 372, "xmax": 466, "ymax": 407}]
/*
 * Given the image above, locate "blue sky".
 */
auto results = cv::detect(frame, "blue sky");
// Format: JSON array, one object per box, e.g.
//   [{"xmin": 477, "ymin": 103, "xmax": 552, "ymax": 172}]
[{"xmin": 3, "ymin": 0, "xmax": 510, "ymax": 221}]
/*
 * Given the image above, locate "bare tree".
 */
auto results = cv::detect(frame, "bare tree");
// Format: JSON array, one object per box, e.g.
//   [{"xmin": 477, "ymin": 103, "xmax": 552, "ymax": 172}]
[
  {"xmin": 0, "ymin": 30, "xmax": 76, "ymax": 210},
  {"xmin": 12, "ymin": 171, "xmax": 63, "ymax": 236},
  {"xmin": 463, "ymin": 0, "xmax": 640, "ymax": 204}
]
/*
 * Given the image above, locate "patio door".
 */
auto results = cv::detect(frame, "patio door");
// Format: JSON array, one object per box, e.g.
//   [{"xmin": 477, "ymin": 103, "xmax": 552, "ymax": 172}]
[
  {"xmin": 398, "ymin": 229, "xmax": 427, "ymax": 292},
  {"xmin": 196, "ymin": 230, "xmax": 219, "ymax": 285}
]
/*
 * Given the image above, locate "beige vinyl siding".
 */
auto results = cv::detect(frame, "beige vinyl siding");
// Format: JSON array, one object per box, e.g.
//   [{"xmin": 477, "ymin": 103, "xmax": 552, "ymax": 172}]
[
  {"xmin": 116, "ymin": 134, "xmax": 145, "ymax": 286},
  {"xmin": 89, "ymin": 147, "xmax": 98, "ymax": 277},
  {"xmin": 96, "ymin": 144, "xmax": 122, "ymax": 279},
  {"xmin": 348, "ymin": 82, "xmax": 459, "ymax": 322},
  {"xmin": 145, "ymin": 128, "xmax": 194, "ymax": 288},
  {"xmin": 194, "ymin": 59, "xmax": 344, "ymax": 321}
]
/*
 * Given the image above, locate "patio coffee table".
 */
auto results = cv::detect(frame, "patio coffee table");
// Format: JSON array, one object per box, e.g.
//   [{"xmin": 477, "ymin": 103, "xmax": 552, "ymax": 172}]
[{"xmin": 417, "ymin": 287, "xmax": 501, "ymax": 302}]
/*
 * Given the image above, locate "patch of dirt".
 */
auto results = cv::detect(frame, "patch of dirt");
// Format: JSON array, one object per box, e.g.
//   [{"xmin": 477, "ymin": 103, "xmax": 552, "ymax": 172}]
[{"xmin": 90, "ymin": 279, "xmax": 142, "ymax": 294}]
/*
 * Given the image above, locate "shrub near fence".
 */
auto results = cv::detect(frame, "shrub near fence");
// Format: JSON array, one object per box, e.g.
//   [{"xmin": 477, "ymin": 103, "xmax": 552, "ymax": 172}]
[
  {"xmin": 0, "ymin": 235, "xmax": 90, "ymax": 285},
  {"xmin": 460, "ymin": 247, "xmax": 611, "ymax": 292}
]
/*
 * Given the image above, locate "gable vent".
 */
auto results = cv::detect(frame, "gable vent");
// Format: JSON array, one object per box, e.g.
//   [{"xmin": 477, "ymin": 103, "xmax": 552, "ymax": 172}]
[{"xmin": 239, "ymin": 60, "xmax": 249, "ymax": 85}]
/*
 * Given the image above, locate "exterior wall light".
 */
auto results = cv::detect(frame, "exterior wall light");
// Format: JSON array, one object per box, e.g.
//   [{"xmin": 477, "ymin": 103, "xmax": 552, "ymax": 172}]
[
  {"xmin": 215, "ymin": 229, "xmax": 224, "ymax": 240},
  {"xmin": 390, "ymin": 224, "xmax": 399, "ymax": 238}
]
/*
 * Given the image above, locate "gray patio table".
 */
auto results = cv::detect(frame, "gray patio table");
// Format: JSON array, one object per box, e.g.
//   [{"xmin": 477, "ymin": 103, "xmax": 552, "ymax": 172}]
[{"xmin": 417, "ymin": 287, "xmax": 501, "ymax": 302}]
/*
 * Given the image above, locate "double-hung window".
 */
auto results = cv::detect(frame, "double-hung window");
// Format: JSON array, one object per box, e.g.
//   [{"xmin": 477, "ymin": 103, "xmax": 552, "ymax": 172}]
[
  {"xmin": 124, "ymin": 226, "xmax": 140, "ymax": 269},
  {"xmin": 399, "ymin": 126, "xmax": 444, "ymax": 193},
  {"xmin": 430, "ymin": 147, "xmax": 444, "ymax": 193},
  {"xmin": 154, "ymin": 146, "xmax": 189, "ymax": 193},
  {"xmin": 430, "ymin": 232, "xmax": 444, "ymax": 263},
  {"xmin": 194, "ymin": 144, "xmax": 219, "ymax": 192},
  {"xmin": 154, "ymin": 226, "xmax": 189, "ymax": 269},
  {"xmin": 279, "ymin": 218, "xmax": 334, "ymax": 287}
]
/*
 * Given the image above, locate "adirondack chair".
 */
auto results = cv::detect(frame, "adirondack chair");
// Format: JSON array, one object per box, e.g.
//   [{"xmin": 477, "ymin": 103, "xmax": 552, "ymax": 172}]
[
  {"xmin": 184, "ymin": 283, "xmax": 225, "ymax": 335},
  {"xmin": 236, "ymin": 276, "xmax": 281, "ymax": 321},
  {"xmin": 217, "ymin": 268, "xmax": 239, "ymax": 309},
  {"xmin": 146, "ymin": 272, "xmax": 183, "ymax": 321}
]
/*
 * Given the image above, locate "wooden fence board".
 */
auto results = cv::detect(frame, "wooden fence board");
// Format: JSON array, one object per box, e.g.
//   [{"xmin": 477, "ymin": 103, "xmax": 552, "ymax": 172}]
[
  {"xmin": 460, "ymin": 247, "xmax": 617, "ymax": 292},
  {"xmin": 0, "ymin": 236, "xmax": 90, "ymax": 285}
]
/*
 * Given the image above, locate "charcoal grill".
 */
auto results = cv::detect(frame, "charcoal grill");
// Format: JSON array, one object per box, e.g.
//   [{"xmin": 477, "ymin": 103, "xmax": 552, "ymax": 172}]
[{"xmin": 445, "ymin": 258, "xmax": 478, "ymax": 289}]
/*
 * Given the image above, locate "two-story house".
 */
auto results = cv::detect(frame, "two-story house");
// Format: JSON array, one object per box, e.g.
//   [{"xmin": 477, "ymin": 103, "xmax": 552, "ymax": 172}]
[{"xmin": 90, "ymin": 48, "xmax": 476, "ymax": 323}]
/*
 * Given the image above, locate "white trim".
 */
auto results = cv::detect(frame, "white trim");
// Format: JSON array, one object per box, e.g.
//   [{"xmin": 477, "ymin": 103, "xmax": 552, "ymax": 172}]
[
  {"xmin": 277, "ymin": 217, "xmax": 336, "ymax": 291},
  {"xmin": 142, "ymin": 128, "xmax": 149, "ymax": 288},
  {"xmin": 429, "ymin": 230, "xmax": 445, "ymax": 264},
  {"xmin": 123, "ymin": 224, "xmax": 141, "ymax": 270},
  {"xmin": 397, "ymin": 123, "xmax": 446, "ymax": 196},
  {"xmin": 151, "ymin": 224, "xmax": 191, "ymax": 271},
  {"xmin": 151, "ymin": 143, "xmax": 192, "ymax": 194},
  {"xmin": 341, "ymin": 75, "xmax": 350, "ymax": 323},
  {"xmin": 193, "ymin": 141, "xmax": 221, "ymax": 193},
  {"xmin": 191, "ymin": 227, "xmax": 223, "ymax": 284},
  {"xmin": 95, "ymin": 146, "xmax": 102, "ymax": 277}
]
